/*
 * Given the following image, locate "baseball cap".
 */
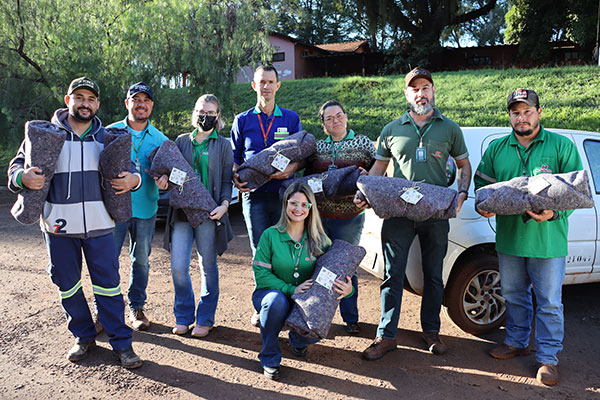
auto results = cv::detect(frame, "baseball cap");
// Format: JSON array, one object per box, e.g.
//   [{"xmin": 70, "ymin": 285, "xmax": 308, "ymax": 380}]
[
  {"xmin": 68, "ymin": 77, "xmax": 100, "ymax": 97},
  {"xmin": 507, "ymin": 89, "xmax": 539, "ymax": 110},
  {"xmin": 405, "ymin": 67, "xmax": 434, "ymax": 87},
  {"xmin": 127, "ymin": 82, "xmax": 153, "ymax": 101}
]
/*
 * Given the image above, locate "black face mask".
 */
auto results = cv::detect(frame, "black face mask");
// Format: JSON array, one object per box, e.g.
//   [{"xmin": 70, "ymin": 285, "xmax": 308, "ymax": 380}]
[{"xmin": 196, "ymin": 115, "xmax": 217, "ymax": 132}]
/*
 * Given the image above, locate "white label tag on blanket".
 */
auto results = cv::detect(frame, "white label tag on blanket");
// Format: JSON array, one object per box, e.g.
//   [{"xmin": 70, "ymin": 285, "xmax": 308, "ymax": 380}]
[
  {"xmin": 271, "ymin": 153, "xmax": 291, "ymax": 172},
  {"xmin": 308, "ymin": 178, "xmax": 323, "ymax": 193},
  {"xmin": 528, "ymin": 175, "xmax": 551, "ymax": 195},
  {"xmin": 315, "ymin": 267, "xmax": 337, "ymax": 290},
  {"xmin": 169, "ymin": 167, "xmax": 187, "ymax": 186},
  {"xmin": 401, "ymin": 189, "xmax": 423, "ymax": 204}
]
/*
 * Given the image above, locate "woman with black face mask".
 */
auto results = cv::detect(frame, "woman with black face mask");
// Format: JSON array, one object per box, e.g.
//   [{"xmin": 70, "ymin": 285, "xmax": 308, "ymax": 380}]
[{"xmin": 165, "ymin": 94, "xmax": 234, "ymax": 338}]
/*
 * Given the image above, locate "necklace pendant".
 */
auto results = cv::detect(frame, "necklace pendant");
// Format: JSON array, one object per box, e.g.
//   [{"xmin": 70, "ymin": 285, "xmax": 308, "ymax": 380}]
[{"xmin": 293, "ymin": 272, "xmax": 300, "ymax": 278}]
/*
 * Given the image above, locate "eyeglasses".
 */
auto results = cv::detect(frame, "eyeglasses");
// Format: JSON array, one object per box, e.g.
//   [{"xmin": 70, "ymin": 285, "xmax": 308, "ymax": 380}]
[
  {"xmin": 324, "ymin": 113, "xmax": 346, "ymax": 124},
  {"xmin": 196, "ymin": 111, "xmax": 218, "ymax": 117},
  {"xmin": 287, "ymin": 200, "xmax": 312, "ymax": 209}
]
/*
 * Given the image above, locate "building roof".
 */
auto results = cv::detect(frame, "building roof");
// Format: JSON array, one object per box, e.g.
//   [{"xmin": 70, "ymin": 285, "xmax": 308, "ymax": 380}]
[{"xmin": 315, "ymin": 40, "xmax": 370, "ymax": 53}]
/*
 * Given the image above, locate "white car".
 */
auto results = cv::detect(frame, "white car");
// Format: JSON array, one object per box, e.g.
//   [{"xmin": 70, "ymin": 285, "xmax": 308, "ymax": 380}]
[{"xmin": 359, "ymin": 127, "xmax": 600, "ymax": 334}]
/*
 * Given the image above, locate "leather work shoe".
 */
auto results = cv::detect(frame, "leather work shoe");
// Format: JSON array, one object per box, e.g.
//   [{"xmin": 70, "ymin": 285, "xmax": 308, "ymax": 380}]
[
  {"xmin": 291, "ymin": 346, "xmax": 307, "ymax": 358},
  {"xmin": 263, "ymin": 366, "xmax": 281, "ymax": 380},
  {"xmin": 422, "ymin": 332, "xmax": 448, "ymax": 355},
  {"xmin": 537, "ymin": 364, "xmax": 559, "ymax": 386},
  {"xmin": 113, "ymin": 347, "xmax": 143, "ymax": 369},
  {"xmin": 345, "ymin": 322, "xmax": 360, "ymax": 335},
  {"xmin": 489, "ymin": 343, "xmax": 530, "ymax": 360},
  {"xmin": 191, "ymin": 325, "xmax": 212, "ymax": 338},
  {"xmin": 362, "ymin": 337, "xmax": 397, "ymax": 361},
  {"xmin": 67, "ymin": 341, "xmax": 96, "ymax": 362},
  {"xmin": 250, "ymin": 311, "xmax": 260, "ymax": 327},
  {"xmin": 130, "ymin": 309, "xmax": 151, "ymax": 331}
]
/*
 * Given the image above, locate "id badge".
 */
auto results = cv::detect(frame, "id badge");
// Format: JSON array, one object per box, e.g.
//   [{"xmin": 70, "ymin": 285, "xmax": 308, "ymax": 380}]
[
  {"xmin": 135, "ymin": 160, "xmax": 142, "ymax": 173},
  {"xmin": 416, "ymin": 146, "xmax": 427, "ymax": 162}
]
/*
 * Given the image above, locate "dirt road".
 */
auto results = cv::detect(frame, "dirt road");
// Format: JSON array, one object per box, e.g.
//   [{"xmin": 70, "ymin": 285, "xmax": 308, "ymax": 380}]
[{"xmin": 0, "ymin": 188, "xmax": 598, "ymax": 399}]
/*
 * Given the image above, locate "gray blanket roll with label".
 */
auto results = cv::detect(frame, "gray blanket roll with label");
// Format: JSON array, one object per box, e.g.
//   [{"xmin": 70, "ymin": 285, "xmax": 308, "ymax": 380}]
[
  {"xmin": 236, "ymin": 131, "xmax": 316, "ymax": 190},
  {"xmin": 286, "ymin": 239, "xmax": 366, "ymax": 339},
  {"xmin": 356, "ymin": 175, "xmax": 458, "ymax": 221},
  {"xmin": 11, "ymin": 121, "xmax": 67, "ymax": 224},
  {"xmin": 99, "ymin": 128, "xmax": 132, "ymax": 223},
  {"xmin": 148, "ymin": 140, "xmax": 217, "ymax": 227},
  {"xmin": 279, "ymin": 165, "xmax": 360, "ymax": 203},
  {"xmin": 475, "ymin": 170, "xmax": 594, "ymax": 215}
]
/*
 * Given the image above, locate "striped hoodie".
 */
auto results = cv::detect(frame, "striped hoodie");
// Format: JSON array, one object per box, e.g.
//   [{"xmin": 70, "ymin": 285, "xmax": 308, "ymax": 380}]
[{"xmin": 8, "ymin": 108, "xmax": 136, "ymax": 238}]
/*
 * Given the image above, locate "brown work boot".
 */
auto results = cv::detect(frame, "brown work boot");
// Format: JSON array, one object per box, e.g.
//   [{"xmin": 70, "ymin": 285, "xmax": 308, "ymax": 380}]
[
  {"xmin": 362, "ymin": 337, "xmax": 397, "ymax": 361},
  {"xmin": 537, "ymin": 364, "xmax": 558, "ymax": 386},
  {"xmin": 489, "ymin": 343, "xmax": 530, "ymax": 360},
  {"xmin": 422, "ymin": 332, "xmax": 448, "ymax": 355},
  {"xmin": 129, "ymin": 309, "xmax": 151, "ymax": 331}
]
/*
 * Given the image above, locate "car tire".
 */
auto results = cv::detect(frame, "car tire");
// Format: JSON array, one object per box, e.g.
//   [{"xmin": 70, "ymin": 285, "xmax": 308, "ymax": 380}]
[{"xmin": 444, "ymin": 254, "xmax": 506, "ymax": 335}]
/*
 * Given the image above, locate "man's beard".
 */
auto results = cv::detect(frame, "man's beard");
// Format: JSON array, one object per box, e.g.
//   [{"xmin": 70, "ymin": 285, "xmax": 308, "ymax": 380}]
[
  {"xmin": 409, "ymin": 96, "xmax": 435, "ymax": 115},
  {"xmin": 71, "ymin": 106, "xmax": 95, "ymax": 122},
  {"xmin": 512, "ymin": 120, "xmax": 538, "ymax": 137}
]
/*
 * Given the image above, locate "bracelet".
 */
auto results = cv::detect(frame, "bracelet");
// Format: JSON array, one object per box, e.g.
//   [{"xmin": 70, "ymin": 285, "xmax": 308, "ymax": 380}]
[{"xmin": 458, "ymin": 190, "xmax": 468, "ymax": 197}]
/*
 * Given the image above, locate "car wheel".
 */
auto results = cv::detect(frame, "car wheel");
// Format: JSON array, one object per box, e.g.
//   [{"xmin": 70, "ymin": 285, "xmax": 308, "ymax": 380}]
[{"xmin": 444, "ymin": 254, "xmax": 506, "ymax": 334}]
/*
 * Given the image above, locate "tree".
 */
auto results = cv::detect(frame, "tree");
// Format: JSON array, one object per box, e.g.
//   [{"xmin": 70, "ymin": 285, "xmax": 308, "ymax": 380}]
[
  {"xmin": 504, "ymin": 0, "xmax": 599, "ymax": 61},
  {"xmin": 442, "ymin": 0, "xmax": 508, "ymax": 47}
]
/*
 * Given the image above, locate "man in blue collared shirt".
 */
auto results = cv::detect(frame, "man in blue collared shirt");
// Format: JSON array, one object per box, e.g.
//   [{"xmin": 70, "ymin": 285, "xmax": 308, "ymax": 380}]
[
  {"xmin": 108, "ymin": 82, "xmax": 169, "ymax": 331},
  {"xmin": 231, "ymin": 66, "xmax": 303, "ymax": 254},
  {"xmin": 231, "ymin": 66, "xmax": 302, "ymax": 327}
]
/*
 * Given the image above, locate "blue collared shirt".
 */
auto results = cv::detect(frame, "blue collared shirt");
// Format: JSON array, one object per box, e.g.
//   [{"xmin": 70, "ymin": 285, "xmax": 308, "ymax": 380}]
[
  {"xmin": 231, "ymin": 104, "xmax": 302, "ymax": 192},
  {"xmin": 107, "ymin": 118, "xmax": 169, "ymax": 219}
]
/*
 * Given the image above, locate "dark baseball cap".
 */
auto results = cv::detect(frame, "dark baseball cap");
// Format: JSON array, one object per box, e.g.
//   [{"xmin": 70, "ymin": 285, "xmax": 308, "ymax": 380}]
[
  {"xmin": 68, "ymin": 77, "xmax": 100, "ymax": 97},
  {"xmin": 127, "ymin": 82, "xmax": 153, "ymax": 101},
  {"xmin": 507, "ymin": 89, "xmax": 539, "ymax": 110},
  {"xmin": 405, "ymin": 67, "xmax": 434, "ymax": 87}
]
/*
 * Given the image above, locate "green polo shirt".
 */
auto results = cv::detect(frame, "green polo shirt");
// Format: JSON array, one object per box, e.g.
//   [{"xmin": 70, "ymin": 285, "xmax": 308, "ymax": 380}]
[
  {"xmin": 376, "ymin": 108, "xmax": 469, "ymax": 187},
  {"xmin": 252, "ymin": 226, "xmax": 329, "ymax": 297},
  {"xmin": 474, "ymin": 126, "xmax": 583, "ymax": 258},
  {"xmin": 191, "ymin": 129, "xmax": 218, "ymax": 189}
]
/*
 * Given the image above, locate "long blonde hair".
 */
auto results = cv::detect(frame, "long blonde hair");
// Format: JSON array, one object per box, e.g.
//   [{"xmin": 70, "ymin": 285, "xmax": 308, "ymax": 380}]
[{"xmin": 276, "ymin": 181, "xmax": 330, "ymax": 257}]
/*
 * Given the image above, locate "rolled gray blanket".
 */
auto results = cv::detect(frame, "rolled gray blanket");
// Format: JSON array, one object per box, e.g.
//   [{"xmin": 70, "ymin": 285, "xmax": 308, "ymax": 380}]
[
  {"xmin": 286, "ymin": 239, "xmax": 366, "ymax": 339},
  {"xmin": 279, "ymin": 165, "xmax": 361, "ymax": 203},
  {"xmin": 148, "ymin": 140, "xmax": 217, "ymax": 227},
  {"xmin": 357, "ymin": 175, "xmax": 458, "ymax": 221},
  {"xmin": 236, "ymin": 131, "xmax": 316, "ymax": 190},
  {"xmin": 11, "ymin": 121, "xmax": 67, "ymax": 224},
  {"xmin": 475, "ymin": 170, "xmax": 594, "ymax": 215},
  {"xmin": 99, "ymin": 128, "xmax": 132, "ymax": 223}
]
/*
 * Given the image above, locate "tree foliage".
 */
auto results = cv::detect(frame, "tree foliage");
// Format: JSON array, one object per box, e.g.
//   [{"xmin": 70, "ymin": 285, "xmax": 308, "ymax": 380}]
[
  {"xmin": 0, "ymin": 0, "xmax": 273, "ymax": 144},
  {"xmin": 442, "ymin": 0, "xmax": 508, "ymax": 47},
  {"xmin": 504, "ymin": 0, "xmax": 599, "ymax": 60}
]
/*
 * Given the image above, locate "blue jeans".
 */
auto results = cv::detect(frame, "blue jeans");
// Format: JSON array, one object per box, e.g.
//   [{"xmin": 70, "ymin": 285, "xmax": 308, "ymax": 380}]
[
  {"xmin": 113, "ymin": 215, "xmax": 156, "ymax": 310},
  {"xmin": 497, "ymin": 253, "xmax": 566, "ymax": 365},
  {"xmin": 378, "ymin": 217, "xmax": 449, "ymax": 339},
  {"xmin": 170, "ymin": 220, "xmax": 219, "ymax": 327},
  {"xmin": 242, "ymin": 191, "xmax": 282, "ymax": 254},
  {"xmin": 252, "ymin": 289, "xmax": 319, "ymax": 368},
  {"xmin": 321, "ymin": 213, "xmax": 365, "ymax": 324}
]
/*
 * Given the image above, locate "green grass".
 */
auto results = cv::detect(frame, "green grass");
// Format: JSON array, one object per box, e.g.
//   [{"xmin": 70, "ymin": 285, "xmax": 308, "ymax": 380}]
[{"xmin": 2, "ymin": 65, "xmax": 600, "ymax": 184}]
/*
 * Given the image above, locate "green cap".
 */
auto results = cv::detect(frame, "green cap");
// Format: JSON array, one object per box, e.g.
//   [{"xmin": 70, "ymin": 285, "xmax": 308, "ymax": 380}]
[{"xmin": 68, "ymin": 77, "xmax": 100, "ymax": 97}]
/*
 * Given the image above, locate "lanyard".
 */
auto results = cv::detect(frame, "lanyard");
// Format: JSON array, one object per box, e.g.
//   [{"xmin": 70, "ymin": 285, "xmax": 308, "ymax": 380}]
[
  {"xmin": 330, "ymin": 139, "xmax": 344, "ymax": 162},
  {"xmin": 291, "ymin": 241, "xmax": 303, "ymax": 282},
  {"xmin": 132, "ymin": 129, "xmax": 149, "ymax": 162},
  {"xmin": 257, "ymin": 114, "xmax": 275, "ymax": 146},
  {"xmin": 407, "ymin": 113, "xmax": 434, "ymax": 147},
  {"xmin": 515, "ymin": 146, "xmax": 532, "ymax": 176}
]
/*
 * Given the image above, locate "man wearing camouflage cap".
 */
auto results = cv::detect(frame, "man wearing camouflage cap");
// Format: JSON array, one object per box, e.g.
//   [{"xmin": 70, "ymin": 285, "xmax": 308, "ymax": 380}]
[{"xmin": 475, "ymin": 89, "xmax": 583, "ymax": 386}]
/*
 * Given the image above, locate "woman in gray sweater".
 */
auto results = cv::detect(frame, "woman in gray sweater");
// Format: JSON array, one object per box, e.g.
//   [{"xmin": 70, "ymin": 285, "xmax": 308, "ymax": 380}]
[{"xmin": 166, "ymin": 94, "xmax": 234, "ymax": 338}]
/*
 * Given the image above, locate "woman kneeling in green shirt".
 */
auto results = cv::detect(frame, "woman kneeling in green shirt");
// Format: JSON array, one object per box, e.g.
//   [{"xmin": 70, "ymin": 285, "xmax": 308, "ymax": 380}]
[{"xmin": 252, "ymin": 182, "xmax": 353, "ymax": 380}]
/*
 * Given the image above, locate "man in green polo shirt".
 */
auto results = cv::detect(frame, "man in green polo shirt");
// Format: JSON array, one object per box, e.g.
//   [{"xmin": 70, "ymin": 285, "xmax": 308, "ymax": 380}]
[
  {"xmin": 357, "ymin": 67, "xmax": 472, "ymax": 361},
  {"xmin": 474, "ymin": 89, "xmax": 583, "ymax": 386}
]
